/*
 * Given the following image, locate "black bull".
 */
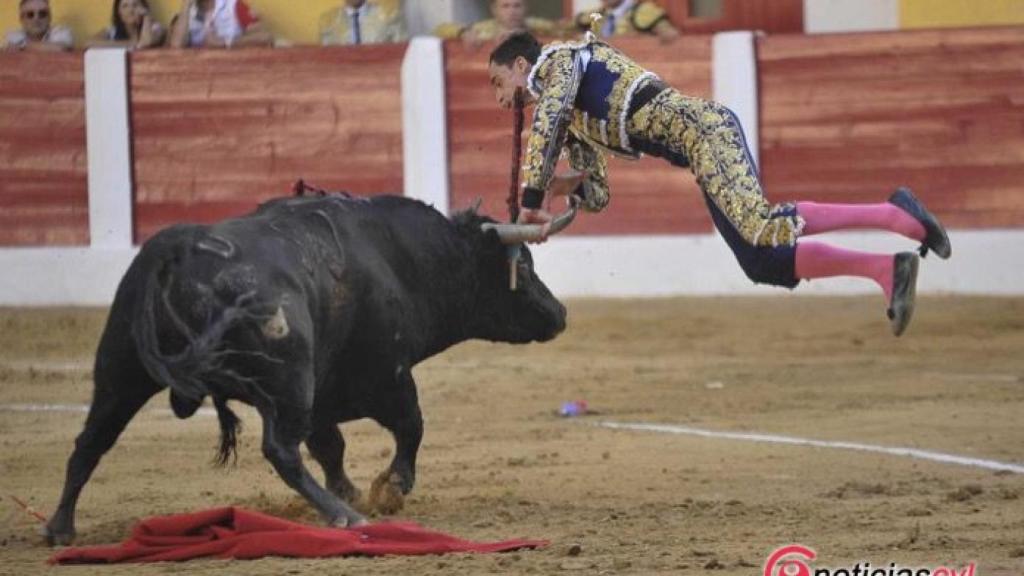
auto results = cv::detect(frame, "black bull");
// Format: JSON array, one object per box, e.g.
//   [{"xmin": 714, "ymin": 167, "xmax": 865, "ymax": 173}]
[{"xmin": 45, "ymin": 194, "xmax": 566, "ymax": 544}]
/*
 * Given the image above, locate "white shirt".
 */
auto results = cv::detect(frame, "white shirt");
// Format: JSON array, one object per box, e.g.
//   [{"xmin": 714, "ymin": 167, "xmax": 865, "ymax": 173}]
[
  {"xmin": 188, "ymin": 0, "xmax": 244, "ymax": 46},
  {"xmin": 3, "ymin": 25, "xmax": 73, "ymax": 49}
]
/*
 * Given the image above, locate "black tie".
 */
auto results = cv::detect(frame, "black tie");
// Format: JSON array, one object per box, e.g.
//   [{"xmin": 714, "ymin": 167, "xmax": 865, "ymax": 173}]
[{"xmin": 352, "ymin": 10, "xmax": 361, "ymax": 44}]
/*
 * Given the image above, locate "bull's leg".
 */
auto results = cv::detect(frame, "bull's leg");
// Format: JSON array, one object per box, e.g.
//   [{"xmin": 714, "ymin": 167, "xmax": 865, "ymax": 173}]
[
  {"xmin": 385, "ymin": 381, "xmax": 423, "ymax": 495},
  {"xmin": 305, "ymin": 423, "xmax": 361, "ymax": 504},
  {"xmin": 368, "ymin": 371, "xmax": 423, "ymax": 514},
  {"xmin": 45, "ymin": 378, "xmax": 159, "ymax": 545},
  {"xmin": 259, "ymin": 407, "xmax": 366, "ymax": 527}
]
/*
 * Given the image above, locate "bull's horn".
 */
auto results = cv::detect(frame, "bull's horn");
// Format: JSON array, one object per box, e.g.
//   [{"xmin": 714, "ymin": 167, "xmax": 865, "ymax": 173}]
[
  {"xmin": 480, "ymin": 201, "xmax": 578, "ymax": 244},
  {"xmin": 470, "ymin": 198, "xmax": 483, "ymax": 213}
]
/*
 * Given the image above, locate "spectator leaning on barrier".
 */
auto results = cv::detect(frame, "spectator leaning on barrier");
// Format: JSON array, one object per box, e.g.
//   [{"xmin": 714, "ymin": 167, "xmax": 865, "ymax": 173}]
[
  {"xmin": 3, "ymin": 0, "xmax": 72, "ymax": 52},
  {"xmin": 169, "ymin": 0, "xmax": 273, "ymax": 49},
  {"xmin": 88, "ymin": 0, "xmax": 165, "ymax": 50},
  {"xmin": 457, "ymin": 0, "xmax": 559, "ymax": 46},
  {"xmin": 320, "ymin": 0, "xmax": 406, "ymax": 46},
  {"xmin": 574, "ymin": 0, "xmax": 679, "ymax": 41}
]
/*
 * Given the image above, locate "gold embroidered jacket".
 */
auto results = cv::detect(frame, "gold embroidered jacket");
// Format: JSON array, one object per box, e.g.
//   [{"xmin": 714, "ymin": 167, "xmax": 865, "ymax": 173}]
[
  {"xmin": 522, "ymin": 40, "xmax": 805, "ymax": 249},
  {"xmin": 521, "ymin": 39, "xmax": 661, "ymax": 212}
]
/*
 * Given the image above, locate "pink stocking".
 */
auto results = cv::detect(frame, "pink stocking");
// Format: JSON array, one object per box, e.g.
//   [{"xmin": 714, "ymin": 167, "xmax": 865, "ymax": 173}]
[
  {"xmin": 797, "ymin": 201, "xmax": 925, "ymax": 240},
  {"xmin": 795, "ymin": 241, "xmax": 894, "ymax": 301}
]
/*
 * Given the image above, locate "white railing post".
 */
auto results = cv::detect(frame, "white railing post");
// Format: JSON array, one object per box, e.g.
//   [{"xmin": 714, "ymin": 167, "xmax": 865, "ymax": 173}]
[{"xmin": 401, "ymin": 37, "xmax": 450, "ymax": 215}]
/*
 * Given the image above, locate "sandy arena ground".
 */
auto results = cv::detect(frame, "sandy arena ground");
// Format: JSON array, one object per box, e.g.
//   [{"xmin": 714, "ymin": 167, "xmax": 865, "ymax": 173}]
[{"xmin": 1, "ymin": 297, "xmax": 1022, "ymax": 575}]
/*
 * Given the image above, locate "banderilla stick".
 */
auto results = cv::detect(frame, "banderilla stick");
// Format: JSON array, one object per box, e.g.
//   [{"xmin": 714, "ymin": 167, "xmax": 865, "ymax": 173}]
[{"xmin": 9, "ymin": 495, "xmax": 48, "ymax": 524}]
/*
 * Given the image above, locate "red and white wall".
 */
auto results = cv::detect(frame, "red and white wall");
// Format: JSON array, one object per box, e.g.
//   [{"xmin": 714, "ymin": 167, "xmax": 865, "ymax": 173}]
[{"xmin": 1, "ymin": 28, "xmax": 1023, "ymax": 305}]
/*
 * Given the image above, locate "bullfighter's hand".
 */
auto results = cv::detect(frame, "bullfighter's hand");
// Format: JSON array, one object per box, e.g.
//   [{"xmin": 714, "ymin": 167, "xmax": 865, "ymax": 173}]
[{"xmin": 517, "ymin": 207, "xmax": 553, "ymax": 244}]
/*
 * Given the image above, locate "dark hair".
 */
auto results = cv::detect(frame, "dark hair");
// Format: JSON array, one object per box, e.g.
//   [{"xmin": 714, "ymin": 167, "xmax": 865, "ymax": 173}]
[
  {"xmin": 489, "ymin": 32, "xmax": 541, "ymax": 67},
  {"xmin": 111, "ymin": 0, "xmax": 151, "ymax": 41}
]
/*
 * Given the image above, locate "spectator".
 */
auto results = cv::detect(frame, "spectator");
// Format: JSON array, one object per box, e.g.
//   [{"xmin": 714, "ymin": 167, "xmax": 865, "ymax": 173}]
[
  {"xmin": 458, "ymin": 0, "xmax": 559, "ymax": 45},
  {"xmin": 3, "ymin": 0, "xmax": 73, "ymax": 52},
  {"xmin": 88, "ymin": 0, "xmax": 165, "ymax": 50},
  {"xmin": 575, "ymin": 0, "xmax": 680, "ymax": 41},
  {"xmin": 320, "ymin": 0, "xmax": 406, "ymax": 46},
  {"xmin": 168, "ymin": 0, "xmax": 273, "ymax": 49}
]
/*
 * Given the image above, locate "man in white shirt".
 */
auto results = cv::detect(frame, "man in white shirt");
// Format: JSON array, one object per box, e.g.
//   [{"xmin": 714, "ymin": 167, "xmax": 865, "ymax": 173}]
[{"xmin": 3, "ymin": 0, "xmax": 73, "ymax": 52}]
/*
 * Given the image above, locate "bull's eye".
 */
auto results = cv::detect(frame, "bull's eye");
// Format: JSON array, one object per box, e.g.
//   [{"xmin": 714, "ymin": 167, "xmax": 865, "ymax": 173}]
[{"xmin": 516, "ymin": 260, "xmax": 532, "ymax": 279}]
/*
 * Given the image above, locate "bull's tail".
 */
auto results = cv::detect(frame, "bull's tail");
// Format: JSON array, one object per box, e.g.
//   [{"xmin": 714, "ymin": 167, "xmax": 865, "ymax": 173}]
[
  {"xmin": 170, "ymin": 390, "xmax": 242, "ymax": 467},
  {"xmin": 132, "ymin": 256, "xmax": 263, "ymax": 466},
  {"xmin": 212, "ymin": 396, "xmax": 242, "ymax": 467}
]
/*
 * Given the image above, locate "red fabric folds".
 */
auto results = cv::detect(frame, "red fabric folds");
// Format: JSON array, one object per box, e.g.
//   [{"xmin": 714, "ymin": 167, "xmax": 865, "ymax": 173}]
[{"xmin": 50, "ymin": 507, "xmax": 546, "ymax": 564}]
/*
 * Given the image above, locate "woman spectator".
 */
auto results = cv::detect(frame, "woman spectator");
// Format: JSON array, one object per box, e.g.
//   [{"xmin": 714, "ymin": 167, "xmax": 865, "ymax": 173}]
[
  {"xmin": 168, "ymin": 0, "xmax": 273, "ymax": 49},
  {"xmin": 88, "ymin": 0, "xmax": 165, "ymax": 50}
]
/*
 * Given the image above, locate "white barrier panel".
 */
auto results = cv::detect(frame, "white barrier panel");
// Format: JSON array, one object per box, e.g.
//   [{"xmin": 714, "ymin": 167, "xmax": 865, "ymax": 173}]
[
  {"xmin": 804, "ymin": 0, "xmax": 900, "ymax": 33},
  {"xmin": 401, "ymin": 36, "xmax": 450, "ymax": 215},
  {"xmin": 0, "ymin": 247, "xmax": 137, "ymax": 306},
  {"xmin": 84, "ymin": 48, "xmax": 134, "ymax": 250},
  {"xmin": 532, "ymin": 229, "xmax": 1024, "ymax": 297},
  {"xmin": 1, "ymin": 224, "xmax": 1021, "ymax": 306},
  {"xmin": 712, "ymin": 31, "xmax": 759, "ymax": 169}
]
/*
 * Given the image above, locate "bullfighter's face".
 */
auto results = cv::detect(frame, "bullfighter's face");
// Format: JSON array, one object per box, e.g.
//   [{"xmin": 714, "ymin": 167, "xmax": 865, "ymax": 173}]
[{"xmin": 488, "ymin": 56, "xmax": 533, "ymax": 111}]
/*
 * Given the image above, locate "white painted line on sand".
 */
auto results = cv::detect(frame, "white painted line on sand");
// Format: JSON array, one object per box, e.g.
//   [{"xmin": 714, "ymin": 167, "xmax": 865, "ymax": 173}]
[{"xmin": 594, "ymin": 421, "xmax": 1024, "ymax": 475}]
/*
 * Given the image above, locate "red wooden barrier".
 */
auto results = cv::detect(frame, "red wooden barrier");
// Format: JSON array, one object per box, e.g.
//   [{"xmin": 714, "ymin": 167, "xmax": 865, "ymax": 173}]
[
  {"xmin": 4, "ymin": 29, "xmax": 1024, "ymax": 247},
  {"xmin": 0, "ymin": 52, "xmax": 88, "ymax": 246},
  {"xmin": 445, "ymin": 36, "xmax": 713, "ymax": 235},
  {"xmin": 758, "ymin": 27, "xmax": 1024, "ymax": 229},
  {"xmin": 129, "ymin": 45, "xmax": 406, "ymax": 242}
]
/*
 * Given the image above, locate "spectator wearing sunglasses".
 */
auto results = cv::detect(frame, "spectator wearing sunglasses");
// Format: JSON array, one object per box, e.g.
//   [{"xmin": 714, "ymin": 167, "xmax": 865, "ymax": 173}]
[
  {"xmin": 4, "ymin": 0, "xmax": 73, "ymax": 51},
  {"xmin": 88, "ymin": 0, "xmax": 166, "ymax": 50}
]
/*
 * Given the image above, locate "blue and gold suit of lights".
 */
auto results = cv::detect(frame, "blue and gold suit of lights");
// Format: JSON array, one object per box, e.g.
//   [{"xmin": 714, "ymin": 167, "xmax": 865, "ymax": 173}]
[{"xmin": 521, "ymin": 37, "xmax": 806, "ymax": 288}]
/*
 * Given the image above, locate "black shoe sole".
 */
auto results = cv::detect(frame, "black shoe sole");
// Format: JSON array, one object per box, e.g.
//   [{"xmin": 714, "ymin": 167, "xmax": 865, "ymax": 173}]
[
  {"xmin": 887, "ymin": 252, "xmax": 919, "ymax": 337},
  {"xmin": 888, "ymin": 187, "xmax": 952, "ymax": 260}
]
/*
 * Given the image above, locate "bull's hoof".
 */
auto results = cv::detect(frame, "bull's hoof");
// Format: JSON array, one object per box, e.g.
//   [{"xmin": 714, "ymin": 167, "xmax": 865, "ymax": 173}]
[
  {"xmin": 331, "ymin": 481, "xmax": 362, "ymax": 506},
  {"xmin": 328, "ymin": 510, "xmax": 368, "ymax": 528},
  {"xmin": 42, "ymin": 523, "xmax": 75, "ymax": 547},
  {"xmin": 368, "ymin": 471, "xmax": 405, "ymax": 515}
]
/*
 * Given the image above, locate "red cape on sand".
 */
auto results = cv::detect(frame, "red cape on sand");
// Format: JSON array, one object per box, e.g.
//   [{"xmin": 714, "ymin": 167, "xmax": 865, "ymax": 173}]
[{"xmin": 50, "ymin": 506, "xmax": 546, "ymax": 564}]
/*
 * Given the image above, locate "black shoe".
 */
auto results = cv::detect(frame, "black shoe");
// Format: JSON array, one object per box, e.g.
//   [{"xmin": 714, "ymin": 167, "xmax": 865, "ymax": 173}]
[
  {"xmin": 888, "ymin": 187, "xmax": 951, "ymax": 259},
  {"xmin": 887, "ymin": 252, "xmax": 919, "ymax": 337}
]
